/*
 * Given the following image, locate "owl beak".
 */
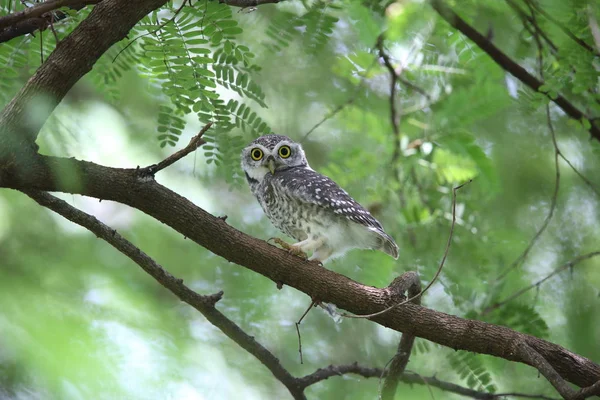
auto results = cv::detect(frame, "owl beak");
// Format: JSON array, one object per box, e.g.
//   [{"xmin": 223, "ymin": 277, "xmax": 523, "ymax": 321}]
[{"xmin": 266, "ymin": 157, "xmax": 276, "ymax": 175}]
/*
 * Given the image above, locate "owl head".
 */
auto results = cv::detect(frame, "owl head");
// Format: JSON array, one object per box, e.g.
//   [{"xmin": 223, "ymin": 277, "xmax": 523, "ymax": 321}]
[{"xmin": 241, "ymin": 134, "xmax": 309, "ymax": 182}]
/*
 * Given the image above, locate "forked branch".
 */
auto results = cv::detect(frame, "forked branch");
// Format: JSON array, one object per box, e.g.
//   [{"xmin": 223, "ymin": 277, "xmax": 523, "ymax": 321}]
[{"xmin": 23, "ymin": 189, "xmax": 307, "ymax": 400}]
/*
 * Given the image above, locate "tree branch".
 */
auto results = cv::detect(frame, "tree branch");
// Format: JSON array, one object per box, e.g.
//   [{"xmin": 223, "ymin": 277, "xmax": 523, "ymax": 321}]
[
  {"xmin": 430, "ymin": 0, "xmax": 600, "ymax": 142},
  {"xmin": 377, "ymin": 34, "xmax": 402, "ymax": 171},
  {"xmin": 299, "ymin": 364, "xmax": 560, "ymax": 400},
  {"xmin": 518, "ymin": 338, "xmax": 600, "ymax": 399},
  {"xmin": 0, "ymin": 0, "xmax": 100, "ymax": 31},
  {"xmin": 382, "ymin": 271, "xmax": 421, "ymax": 400},
  {"xmin": 1, "ymin": 154, "xmax": 598, "ymax": 390},
  {"xmin": 515, "ymin": 342, "xmax": 577, "ymax": 399},
  {"xmin": 22, "ymin": 190, "xmax": 306, "ymax": 400},
  {"xmin": 141, "ymin": 122, "xmax": 212, "ymax": 176},
  {"xmin": 573, "ymin": 380, "xmax": 600, "ymax": 400},
  {"xmin": 0, "ymin": 14, "xmax": 64, "ymax": 44},
  {"xmin": 504, "ymin": 0, "xmax": 558, "ymax": 54},
  {"xmin": 218, "ymin": 0, "xmax": 283, "ymax": 7}
]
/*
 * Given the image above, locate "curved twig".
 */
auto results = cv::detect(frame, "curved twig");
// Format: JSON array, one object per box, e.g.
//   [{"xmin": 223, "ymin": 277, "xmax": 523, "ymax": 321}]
[{"xmin": 341, "ymin": 179, "xmax": 471, "ymax": 320}]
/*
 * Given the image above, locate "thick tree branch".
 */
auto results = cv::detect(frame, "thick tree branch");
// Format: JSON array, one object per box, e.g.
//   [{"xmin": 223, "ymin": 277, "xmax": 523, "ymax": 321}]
[
  {"xmin": 1, "ymin": 155, "xmax": 598, "ymax": 391},
  {"xmin": 517, "ymin": 341, "xmax": 600, "ymax": 399},
  {"xmin": 430, "ymin": 0, "xmax": 600, "ymax": 142},
  {"xmin": 23, "ymin": 190, "xmax": 306, "ymax": 400}
]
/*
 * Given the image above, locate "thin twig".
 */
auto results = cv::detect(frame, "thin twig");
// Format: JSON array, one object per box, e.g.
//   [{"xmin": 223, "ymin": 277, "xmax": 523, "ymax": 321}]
[
  {"xmin": 404, "ymin": 370, "xmax": 436, "ymax": 400},
  {"xmin": 378, "ymin": 357, "xmax": 396, "ymax": 400},
  {"xmin": 377, "ymin": 33, "xmax": 431, "ymax": 99},
  {"xmin": 298, "ymin": 363, "xmax": 560, "ymax": 399},
  {"xmin": 295, "ymin": 300, "xmax": 316, "ymax": 364},
  {"xmin": 301, "ymin": 57, "xmax": 377, "ymax": 141},
  {"xmin": 495, "ymin": 13, "xmax": 561, "ymax": 281},
  {"xmin": 523, "ymin": 0, "xmax": 600, "ymax": 58},
  {"xmin": 495, "ymin": 106, "xmax": 560, "ymax": 281},
  {"xmin": 142, "ymin": 122, "xmax": 213, "ymax": 175},
  {"xmin": 377, "ymin": 34, "xmax": 431, "ymax": 101},
  {"xmin": 377, "ymin": 34, "xmax": 401, "ymax": 171},
  {"xmin": 482, "ymin": 252, "xmax": 600, "ymax": 315},
  {"xmin": 341, "ymin": 180, "xmax": 471, "ymax": 320},
  {"xmin": 112, "ymin": 0, "xmax": 190, "ymax": 63},
  {"xmin": 504, "ymin": 0, "xmax": 558, "ymax": 54},
  {"xmin": 558, "ymin": 153, "xmax": 600, "ymax": 197}
]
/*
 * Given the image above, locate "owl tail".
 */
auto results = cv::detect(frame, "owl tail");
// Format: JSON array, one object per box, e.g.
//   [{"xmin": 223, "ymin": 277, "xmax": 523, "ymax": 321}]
[{"xmin": 373, "ymin": 229, "xmax": 399, "ymax": 260}]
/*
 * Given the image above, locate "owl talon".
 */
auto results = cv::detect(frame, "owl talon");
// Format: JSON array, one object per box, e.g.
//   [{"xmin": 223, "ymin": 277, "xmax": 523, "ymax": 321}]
[{"xmin": 270, "ymin": 238, "xmax": 308, "ymax": 259}]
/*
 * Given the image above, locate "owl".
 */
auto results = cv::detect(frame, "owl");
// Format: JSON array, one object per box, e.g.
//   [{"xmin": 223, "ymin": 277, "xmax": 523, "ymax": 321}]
[{"xmin": 241, "ymin": 134, "xmax": 399, "ymax": 263}]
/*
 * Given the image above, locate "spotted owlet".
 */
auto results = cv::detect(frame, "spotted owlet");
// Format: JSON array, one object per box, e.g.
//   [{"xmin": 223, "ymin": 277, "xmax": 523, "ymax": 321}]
[{"xmin": 241, "ymin": 134, "xmax": 399, "ymax": 263}]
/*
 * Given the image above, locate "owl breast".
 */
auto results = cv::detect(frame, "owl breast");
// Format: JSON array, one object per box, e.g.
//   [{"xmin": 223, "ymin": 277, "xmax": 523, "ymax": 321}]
[
  {"xmin": 255, "ymin": 174, "xmax": 330, "ymax": 241},
  {"xmin": 246, "ymin": 165, "xmax": 398, "ymax": 261}
]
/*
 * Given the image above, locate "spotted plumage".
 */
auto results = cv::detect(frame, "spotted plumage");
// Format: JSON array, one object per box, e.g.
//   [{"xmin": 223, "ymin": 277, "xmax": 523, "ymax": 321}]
[{"xmin": 241, "ymin": 134, "xmax": 399, "ymax": 262}]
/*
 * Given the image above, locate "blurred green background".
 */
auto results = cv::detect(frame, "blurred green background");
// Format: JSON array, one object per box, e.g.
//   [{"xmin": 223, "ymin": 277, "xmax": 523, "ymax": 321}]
[{"xmin": 1, "ymin": 0, "xmax": 599, "ymax": 399}]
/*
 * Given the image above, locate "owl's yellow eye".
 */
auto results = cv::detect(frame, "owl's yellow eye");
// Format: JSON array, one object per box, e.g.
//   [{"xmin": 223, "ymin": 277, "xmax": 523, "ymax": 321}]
[
  {"xmin": 278, "ymin": 145, "xmax": 292, "ymax": 158},
  {"xmin": 250, "ymin": 148, "xmax": 263, "ymax": 161}
]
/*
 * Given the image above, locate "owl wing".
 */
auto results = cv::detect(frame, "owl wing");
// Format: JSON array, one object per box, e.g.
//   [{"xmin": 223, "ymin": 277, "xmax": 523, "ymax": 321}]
[{"xmin": 274, "ymin": 167, "xmax": 384, "ymax": 230}]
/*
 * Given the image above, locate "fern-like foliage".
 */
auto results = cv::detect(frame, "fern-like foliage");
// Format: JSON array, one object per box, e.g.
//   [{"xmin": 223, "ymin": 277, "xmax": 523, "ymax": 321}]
[
  {"xmin": 264, "ymin": 0, "xmax": 339, "ymax": 53},
  {"xmin": 447, "ymin": 351, "xmax": 497, "ymax": 393},
  {"xmin": 119, "ymin": 1, "xmax": 271, "ymax": 149},
  {"xmin": 484, "ymin": 303, "xmax": 549, "ymax": 339},
  {"xmin": 0, "ymin": 35, "xmax": 28, "ymax": 105}
]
